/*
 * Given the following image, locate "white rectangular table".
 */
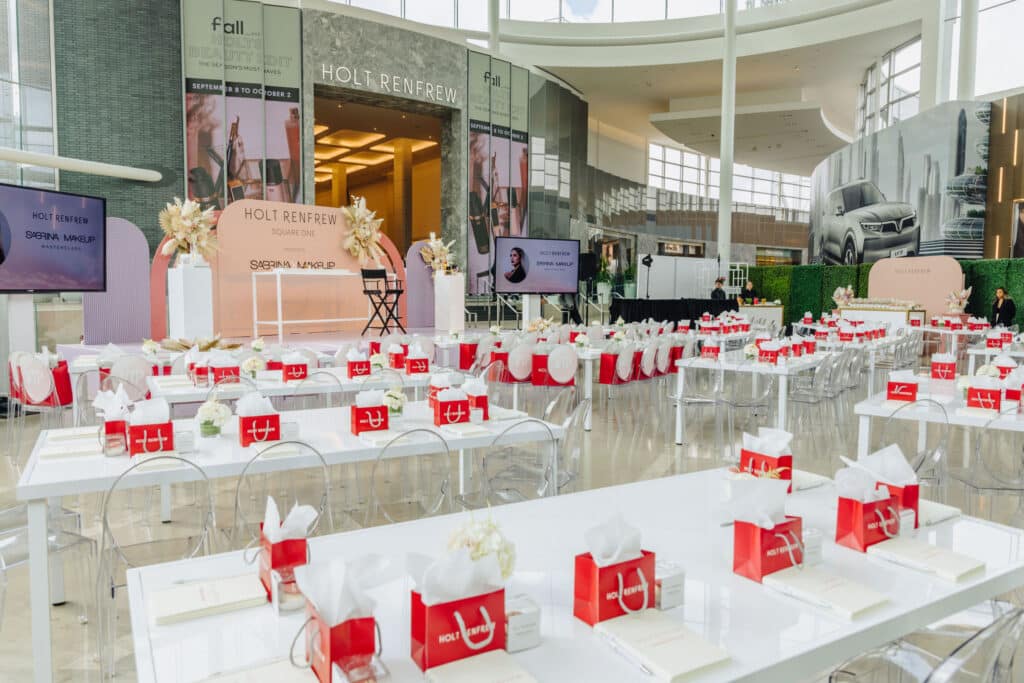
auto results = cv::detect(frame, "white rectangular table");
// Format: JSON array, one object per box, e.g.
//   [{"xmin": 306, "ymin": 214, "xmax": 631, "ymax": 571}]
[
  {"xmin": 674, "ymin": 352, "xmax": 824, "ymax": 444},
  {"xmin": 17, "ymin": 402, "xmax": 561, "ymax": 683},
  {"xmin": 251, "ymin": 268, "xmax": 364, "ymax": 344},
  {"xmin": 127, "ymin": 468, "xmax": 1024, "ymax": 683},
  {"xmin": 966, "ymin": 342, "xmax": 1024, "ymax": 375},
  {"xmin": 922, "ymin": 326, "xmax": 984, "ymax": 358}
]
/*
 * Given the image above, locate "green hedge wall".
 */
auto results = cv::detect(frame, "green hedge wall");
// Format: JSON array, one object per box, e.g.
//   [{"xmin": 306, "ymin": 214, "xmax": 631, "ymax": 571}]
[
  {"xmin": 1006, "ymin": 260, "xmax": 1024, "ymax": 325},
  {"xmin": 821, "ymin": 265, "xmax": 859, "ymax": 316},
  {"xmin": 964, "ymin": 259, "xmax": 1007, "ymax": 319},
  {"xmin": 856, "ymin": 263, "xmax": 873, "ymax": 299},
  {"xmin": 761, "ymin": 266, "xmax": 793, "ymax": 323},
  {"xmin": 790, "ymin": 265, "xmax": 823, "ymax": 324}
]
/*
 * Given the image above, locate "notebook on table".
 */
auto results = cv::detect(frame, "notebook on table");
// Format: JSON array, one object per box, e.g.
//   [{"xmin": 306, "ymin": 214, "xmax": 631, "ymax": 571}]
[
  {"xmin": 763, "ymin": 566, "xmax": 888, "ymax": 620},
  {"xmin": 149, "ymin": 573, "xmax": 266, "ymax": 626},
  {"xmin": 426, "ymin": 650, "xmax": 537, "ymax": 683},
  {"xmin": 45, "ymin": 426, "xmax": 103, "ymax": 442},
  {"xmin": 489, "ymin": 407, "xmax": 529, "ymax": 421},
  {"xmin": 199, "ymin": 658, "xmax": 314, "ymax": 681},
  {"xmin": 440, "ymin": 422, "xmax": 492, "ymax": 438},
  {"xmin": 867, "ymin": 537, "xmax": 985, "ymax": 582}
]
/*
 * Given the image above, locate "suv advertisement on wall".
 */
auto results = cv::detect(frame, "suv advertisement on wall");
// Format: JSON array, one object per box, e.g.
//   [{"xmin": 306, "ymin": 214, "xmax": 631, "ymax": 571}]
[{"xmin": 809, "ymin": 100, "xmax": 990, "ymax": 264}]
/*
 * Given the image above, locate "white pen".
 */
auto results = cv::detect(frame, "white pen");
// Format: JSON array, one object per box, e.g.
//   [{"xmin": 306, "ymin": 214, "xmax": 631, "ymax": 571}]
[{"xmin": 598, "ymin": 631, "xmax": 653, "ymax": 677}]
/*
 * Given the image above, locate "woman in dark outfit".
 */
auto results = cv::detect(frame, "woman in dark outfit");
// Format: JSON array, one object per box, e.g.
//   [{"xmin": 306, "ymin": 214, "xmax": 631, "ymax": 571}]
[
  {"xmin": 993, "ymin": 287, "xmax": 1017, "ymax": 327},
  {"xmin": 710, "ymin": 277, "xmax": 726, "ymax": 300}
]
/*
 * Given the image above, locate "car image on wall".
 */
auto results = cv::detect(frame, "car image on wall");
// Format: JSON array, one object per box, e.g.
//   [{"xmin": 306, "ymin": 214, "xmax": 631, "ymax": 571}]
[{"xmin": 817, "ymin": 180, "xmax": 919, "ymax": 265}]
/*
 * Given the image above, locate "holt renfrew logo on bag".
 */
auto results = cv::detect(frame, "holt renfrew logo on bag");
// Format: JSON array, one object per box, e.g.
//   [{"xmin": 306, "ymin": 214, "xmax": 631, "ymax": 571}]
[
  {"xmin": 438, "ymin": 621, "xmax": 494, "ymax": 645},
  {"xmin": 604, "ymin": 583, "xmax": 645, "ymax": 602},
  {"xmin": 766, "ymin": 540, "xmax": 800, "ymax": 558}
]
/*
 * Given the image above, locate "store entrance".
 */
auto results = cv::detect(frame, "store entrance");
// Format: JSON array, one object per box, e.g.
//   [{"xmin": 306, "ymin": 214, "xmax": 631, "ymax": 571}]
[{"xmin": 313, "ymin": 88, "xmax": 444, "ymax": 255}]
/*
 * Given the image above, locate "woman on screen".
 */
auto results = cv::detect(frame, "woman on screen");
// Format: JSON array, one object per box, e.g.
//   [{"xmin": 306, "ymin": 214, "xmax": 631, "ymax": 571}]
[{"xmin": 504, "ymin": 247, "xmax": 527, "ymax": 283}]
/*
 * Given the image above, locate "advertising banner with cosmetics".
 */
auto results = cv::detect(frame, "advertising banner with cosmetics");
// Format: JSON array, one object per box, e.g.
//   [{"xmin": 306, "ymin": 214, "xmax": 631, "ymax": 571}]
[{"xmin": 182, "ymin": 0, "xmax": 303, "ymax": 211}]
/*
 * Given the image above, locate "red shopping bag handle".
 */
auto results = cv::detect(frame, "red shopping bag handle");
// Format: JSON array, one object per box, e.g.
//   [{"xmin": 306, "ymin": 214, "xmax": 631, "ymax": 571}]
[
  {"xmin": 616, "ymin": 567, "xmax": 650, "ymax": 614},
  {"xmin": 453, "ymin": 606, "xmax": 496, "ymax": 650}
]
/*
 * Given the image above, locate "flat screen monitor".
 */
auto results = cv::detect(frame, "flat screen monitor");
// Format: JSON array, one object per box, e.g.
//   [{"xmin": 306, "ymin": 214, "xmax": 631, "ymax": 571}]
[
  {"xmin": 494, "ymin": 236, "xmax": 579, "ymax": 295},
  {"xmin": 0, "ymin": 183, "xmax": 106, "ymax": 293}
]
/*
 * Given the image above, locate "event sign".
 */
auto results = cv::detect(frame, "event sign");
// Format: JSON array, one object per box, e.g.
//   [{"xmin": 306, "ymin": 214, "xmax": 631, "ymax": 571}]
[{"xmin": 494, "ymin": 236, "xmax": 579, "ymax": 295}]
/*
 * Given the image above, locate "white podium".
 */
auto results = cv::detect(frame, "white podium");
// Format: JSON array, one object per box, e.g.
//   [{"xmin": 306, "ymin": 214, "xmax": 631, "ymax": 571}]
[
  {"xmin": 434, "ymin": 272, "xmax": 465, "ymax": 332},
  {"xmin": 167, "ymin": 265, "xmax": 214, "ymax": 339}
]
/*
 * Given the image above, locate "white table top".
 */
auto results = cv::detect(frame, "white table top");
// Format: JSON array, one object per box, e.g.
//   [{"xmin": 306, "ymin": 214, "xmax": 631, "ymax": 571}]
[
  {"xmin": 815, "ymin": 337, "xmax": 899, "ymax": 351},
  {"xmin": 855, "ymin": 389, "xmax": 1024, "ymax": 430},
  {"xmin": 677, "ymin": 351, "xmax": 824, "ymax": 376},
  {"xmin": 966, "ymin": 343, "xmax": 1024, "ymax": 357},
  {"xmin": 127, "ymin": 468, "xmax": 1024, "ymax": 683},
  {"xmin": 15, "ymin": 402, "xmax": 559, "ymax": 501}
]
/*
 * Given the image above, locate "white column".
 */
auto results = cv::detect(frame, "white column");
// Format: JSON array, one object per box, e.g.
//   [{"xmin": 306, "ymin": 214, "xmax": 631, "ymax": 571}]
[
  {"xmin": 957, "ymin": 0, "xmax": 979, "ymax": 100},
  {"xmin": 920, "ymin": 0, "xmax": 954, "ymax": 110},
  {"xmin": 717, "ymin": 0, "xmax": 737, "ymax": 274},
  {"xmin": 488, "ymin": 0, "xmax": 500, "ymax": 53}
]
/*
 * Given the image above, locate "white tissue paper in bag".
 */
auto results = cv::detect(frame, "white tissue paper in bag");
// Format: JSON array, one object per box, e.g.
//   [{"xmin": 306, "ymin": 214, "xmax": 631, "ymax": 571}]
[
  {"xmin": 408, "ymin": 548, "xmax": 504, "ymax": 606},
  {"xmin": 584, "ymin": 515, "xmax": 643, "ymax": 567},
  {"xmin": 462, "ymin": 378, "xmax": 487, "ymax": 397},
  {"xmin": 262, "ymin": 497, "xmax": 318, "ymax": 544},
  {"xmin": 888, "ymin": 370, "xmax": 919, "ymax": 384},
  {"xmin": 355, "ymin": 390, "xmax": 384, "ymax": 407},
  {"xmin": 430, "ymin": 373, "xmax": 451, "ymax": 389},
  {"xmin": 759, "ymin": 340, "xmax": 783, "ymax": 352},
  {"xmin": 742, "ymin": 428, "xmax": 793, "ymax": 457},
  {"xmin": 994, "ymin": 354, "xmax": 1018, "ymax": 368},
  {"xmin": 38, "ymin": 346, "xmax": 58, "ymax": 368},
  {"xmin": 129, "ymin": 398, "xmax": 170, "ymax": 425},
  {"xmin": 855, "ymin": 445, "xmax": 917, "ymax": 486},
  {"xmin": 406, "ymin": 344, "xmax": 429, "ymax": 360},
  {"xmin": 294, "ymin": 555, "xmax": 390, "ymax": 626},
  {"xmin": 970, "ymin": 375, "xmax": 1003, "ymax": 390},
  {"xmin": 1005, "ymin": 367, "xmax": 1024, "ymax": 386},
  {"xmin": 932, "ymin": 353, "xmax": 955, "ymax": 363},
  {"xmin": 97, "ymin": 343, "xmax": 123, "ymax": 366},
  {"xmin": 729, "ymin": 478, "xmax": 790, "ymax": 529},
  {"xmin": 236, "ymin": 392, "xmax": 277, "ymax": 416},
  {"xmin": 437, "ymin": 388, "xmax": 468, "ymax": 402},
  {"xmin": 92, "ymin": 385, "xmax": 132, "ymax": 421},
  {"xmin": 387, "ymin": 344, "xmax": 404, "ymax": 354},
  {"xmin": 835, "ymin": 466, "xmax": 891, "ymax": 503},
  {"xmin": 281, "ymin": 351, "xmax": 307, "ymax": 366},
  {"xmin": 207, "ymin": 351, "xmax": 236, "ymax": 368},
  {"xmin": 346, "ymin": 348, "xmax": 367, "ymax": 362}
]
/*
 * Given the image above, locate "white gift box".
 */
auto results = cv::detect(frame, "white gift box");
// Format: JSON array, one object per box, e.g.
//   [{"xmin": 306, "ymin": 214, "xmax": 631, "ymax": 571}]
[
  {"xmin": 655, "ymin": 561, "xmax": 686, "ymax": 610},
  {"xmin": 505, "ymin": 594, "xmax": 541, "ymax": 652}
]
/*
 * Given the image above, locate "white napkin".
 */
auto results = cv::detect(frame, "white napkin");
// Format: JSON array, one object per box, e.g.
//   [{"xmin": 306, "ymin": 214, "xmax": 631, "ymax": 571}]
[
  {"xmin": 1005, "ymin": 367, "xmax": 1024, "ymax": 387},
  {"xmin": 462, "ymin": 378, "xmax": 487, "ymax": 397},
  {"xmin": 854, "ymin": 445, "xmax": 917, "ymax": 486},
  {"xmin": 994, "ymin": 354, "xmax": 1018, "ymax": 368},
  {"xmin": 97, "ymin": 343, "xmax": 123, "ymax": 366},
  {"xmin": 437, "ymin": 388, "xmax": 468, "ymax": 402},
  {"xmin": 355, "ymin": 390, "xmax": 384, "ymax": 407},
  {"xmin": 387, "ymin": 344, "xmax": 404, "ymax": 354},
  {"xmin": 407, "ymin": 344, "xmax": 429, "ymax": 360},
  {"xmin": 408, "ymin": 548, "xmax": 504, "ymax": 606},
  {"xmin": 835, "ymin": 466, "xmax": 891, "ymax": 503},
  {"xmin": 742, "ymin": 428, "xmax": 792, "ymax": 457},
  {"xmin": 346, "ymin": 348, "xmax": 367, "ymax": 362},
  {"xmin": 129, "ymin": 398, "xmax": 170, "ymax": 425},
  {"xmin": 889, "ymin": 370, "xmax": 919, "ymax": 384},
  {"xmin": 281, "ymin": 351, "xmax": 306, "ymax": 366},
  {"xmin": 430, "ymin": 373, "xmax": 451, "ymax": 389},
  {"xmin": 584, "ymin": 515, "xmax": 643, "ymax": 568},
  {"xmin": 93, "ymin": 385, "xmax": 132, "ymax": 421},
  {"xmin": 294, "ymin": 555, "xmax": 389, "ymax": 626},
  {"xmin": 932, "ymin": 352, "xmax": 955, "ymax": 363},
  {"xmin": 207, "ymin": 351, "xmax": 236, "ymax": 368},
  {"xmin": 236, "ymin": 392, "xmax": 277, "ymax": 416},
  {"xmin": 729, "ymin": 478, "xmax": 790, "ymax": 529},
  {"xmin": 759, "ymin": 341, "xmax": 783, "ymax": 352},
  {"xmin": 262, "ymin": 497, "xmax": 317, "ymax": 544}
]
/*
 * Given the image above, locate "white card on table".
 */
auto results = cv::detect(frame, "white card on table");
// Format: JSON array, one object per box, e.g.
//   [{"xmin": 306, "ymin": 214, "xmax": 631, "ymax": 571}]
[
  {"xmin": 763, "ymin": 566, "xmax": 888, "ymax": 620},
  {"xmin": 199, "ymin": 658, "xmax": 314, "ymax": 681},
  {"xmin": 38, "ymin": 444, "xmax": 102, "ymax": 460},
  {"xmin": 440, "ymin": 422, "xmax": 491, "ymax": 438},
  {"xmin": 918, "ymin": 500, "xmax": 961, "ymax": 527},
  {"xmin": 254, "ymin": 442, "xmax": 300, "ymax": 458},
  {"xmin": 132, "ymin": 453, "xmax": 183, "ymax": 472},
  {"xmin": 867, "ymin": 537, "xmax": 985, "ymax": 582},
  {"xmin": 45, "ymin": 426, "xmax": 102, "ymax": 442},
  {"xmin": 955, "ymin": 407, "xmax": 1000, "ymax": 419},
  {"xmin": 426, "ymin": 650, "xmax": 537, "ymax": 683},
  {"xmin": 358, "ymin": 430, "xmax": 400, "ymax": 447},
  {"xmin": 488, "ymin": 407, "xmax": 529, "ymax": 421},
  {"xmin": 149, "ymin": 573, "xmax": 266, "ymax": 626},
  {"xmin": 594, "ymin": 609, "xmax": 729, "ymax": 682}
]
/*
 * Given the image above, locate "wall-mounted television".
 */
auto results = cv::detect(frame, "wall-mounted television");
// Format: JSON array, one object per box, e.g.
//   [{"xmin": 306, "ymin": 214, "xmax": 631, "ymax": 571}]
[
  {"xmin": 494, "ymin": 236, "xmax": 580, "ymax": 295},
  {"xmin": 0, "ymin": 183, "xmax": 106, "ymax": 293}
]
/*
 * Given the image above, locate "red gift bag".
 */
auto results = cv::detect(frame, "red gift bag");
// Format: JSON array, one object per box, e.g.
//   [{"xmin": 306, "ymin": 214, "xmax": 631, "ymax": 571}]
[
  {"xmin": 433, "ymin": 399, "xmax": 470, "ymax": 426},
  {"xmin": 791, "ymin": 343, "xmax": 804, "ymax": 357},
  {"xmin": 488, "ymin": 350, "xmax": 516, "ymax": 383},
  {"xmin": 304, "ymin": 606, "xmax": 376, "ymax": 683},
  {"xmin": 568, "ymin": 331, "xmax": 580, "ymax": 343},
  {"xmin": 368, "ymin": 341, "xmax": 381, "ymax": 356},
  {"xmin": 47, "ymin": 361, "xmax": 73, "ymax": 407},
  {"xmin": 406, "ymin": 358, "xmax": 430, "ymax": 375},
  {"xmin": 835, "ymin": 495, "xmax": 900, "ymax": 552},
  {"xmin": 739, "ymin": 449, "xmax": 793, "ymax": 493},
  {"xmin": 282, "ymin": 363, "xmax": 308, "ymax": 382},
  {"xmin": 1002, "ymin": 331, "xmax": 1015, "ymax": 344},
  {"xmin": 758, "ymin": 349, "xmax": 779, "ymax": 364},
  {"xmin": 701, "ymin": 345, "xmax": 720, "ymax": 360},
  {"xmin": 103, "ymin": 420, "xmax": 128, "ymax": 453},
  {"xmin": 531, "ymin": 353, "xmax": 550, "ymax": 386},
  {"xmin": 258, "ymin": 529, "xmax": 307, "ymax": 599},
  {"xmin": 190, "ymin": 364, "xmax": 210, "ymax": 385},
  {"xmin": 875, "ymin": 482, "xmax": 919, "ymax": 529},
  {"xmin": 458, "ymin": 343, "xmax": 478, "ymax": 371},
  {"xmin": 211, "ymin": 365, "xmax": 240, "ymax": 383},
  {"xmin": 988, "ymin": 336, "xmax": 1005, "ymax": 349},
  {"xmin": 949, "ymin": 321, "xmax": 964, "ymax": 331},
  {"xmin": 886, "ymin": 381, "xmax": 918, "ymax": 402},
  {"xmin": 1007, "ymin": 385, "xmax": 1022, "ymax": 402},
  {"xmin": 910, "ymin": 318, "xmax": 922, "ymax": 327},
  {"xmin": 804, "ymin": 339, "xmax": 817, "ymax": 354},
  {"xmin": 467, "ymin": 393, "xmax": 489, "ymax": 420},
  {"xmin": 967, "ymin": 387, "xmax": 1002, "ymax": 412},
  {"xmin": 838, "ymin": 331, "xmax": 854, "ymax": 342},
  {"xmin": 239, "ymin": 414, "xmax": 281, "ymax": 447},
  {"xmin": 350, "ymin": 405, "xmax": 388, "ymax": 435},
  {"xmin": 573, "ymin": 550, "xmax": 655, "ymax": 626},
  {"xmin": 814, "ymin": 330, "xmax": 828, "ymax": 340},
  {"xmin": 667, "ymin": 345, "xmax": 684, "ymax": 373},
  {"xmin": 347, "ymin": 360, "xmax": 371, "ymax": 379},
  {"xmin": 802, "ymin": 315, "xmax": 813, "ymax": 324},
  {"xmin": 410, "ymin": 589, "xmax": 505, "ymax": 671},
  {"xmin": 931, "ymin": 361, "xmax": 956, "ymax": 380},
  {"xmin": 389, "ymin": 352, "xmax": 406, "ymax": 370},
  {"xmin": 598, "ymin": 352, "xmax": 624, "ymax": 385},
  {"xmin": 997, "ymin": 364, "xmax": 1016, "ymax": 380},
  {"xmin": 128, "ymin": 422, "xmax": 174, "ymax": 456},
  {"xmin": 733, "ymin": 516, "xmax": 803, "ymax": 582},
  {"xmin": 266, "ymin": 360, "xmax": 283, "ymax": 371}
]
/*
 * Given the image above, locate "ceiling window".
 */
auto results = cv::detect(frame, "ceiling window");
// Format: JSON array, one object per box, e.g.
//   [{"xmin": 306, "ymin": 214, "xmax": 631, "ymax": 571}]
[{"xmin": 856, "ymin": 36, "xmax": 922, "ymax": 138}]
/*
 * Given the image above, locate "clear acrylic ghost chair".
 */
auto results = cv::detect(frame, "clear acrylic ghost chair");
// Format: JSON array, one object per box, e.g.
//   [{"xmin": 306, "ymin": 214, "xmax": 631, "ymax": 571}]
[
  {"xmin": 230, "ymin": 440, "xmax": 334, "ymax": 549},
  {"xmin": 533, "ymin": 344, "xmax": 577, "ymax": 411},
  {"xmin": 294, "ymin": 347, "xmax": 322, "ymax": 371},
  {"xmin": 788, "ymin": 353, "xmax": 837, "ymax": 434},
  {"xmin": 367, "ymin": 429, "xmax": 451, "ymax": 526},
  {"xmin": 925, "ymin": 607, "xmax": 1024, "ymax": 682},
  {"xmin": 108, "ymin": 355, "xmax": 154, "ymax": 393},
  {"xmin": 410, "ymin": 335, "xmax": 435, "ymax": 360},
  {"xmin": 479, "ymin": 359, "xmax": 515, "ymax": 411},
  {"xmin": 878, "ymin": 399, "xmax": 950, "ymax": 499},
  {"xmin": 205, "ymin": 374, "xmax": 259, "ymax": 403},
  {"xmin": 542, "ymin": 385, "xmax": 577, "ymax": 424},
  {"xmin": 718, "ymin": 366, "xmax": 776, "ymax": 465},
  {"xmin": 290, "ymin": 370, "xmax": 346, "ymax": 410},
  {"xmin": 829, "ymin": 640, "xmax": 948, "ymax": 683},
  {"xmin": 15, "ymin": 355, "xmax": 73, "ymax": 465},
  {"xmin": 97, "ymin": 455, "xmax": 215, "ymax": 680},
  {"xmin": 506, "ymin": 398, "xmax": 590, "ymax": 497},
  {"xmin": 460, "ymin": 418, "xmax": 559, "ymax": 508},
  {"xmin": 947, "ymin": 409, "xmax": 1024, "ymax": 525}
]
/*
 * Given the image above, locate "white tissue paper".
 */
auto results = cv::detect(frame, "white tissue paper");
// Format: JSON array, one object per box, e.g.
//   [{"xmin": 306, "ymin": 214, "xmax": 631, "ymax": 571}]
[
  {"xmin": 294, "ymin": 555, "xmax": 389, "ymax": 626},
  {"xmin": 207, "ymin": 351, "xmax": 236, "ymax": 368},
  {"xmin": 932, "ymin": 353, "xmax": 955, "ymax": 363},
  {"xmin": 262, "ymin": 496, "xmax": 318, "ymax": 544},
  {"xmin": 129, "ymin": 398, "xmax": 170, "ymax": 425},
  {"xmin": 355, "ymin": 390, "xmax": 384, "ymax": 407},
  {"xmin": 38, "ymin": 346, "xmax": 59, "ymax": 368},
  {"xmin": 346, "ymin": 348, "xmax": 367, "ymax": 362},
  {"xmin": 835, "ymin": 466, "xmax": 891, "ymax": 503},
  {"xmin": 888, "ymin": 370, "xmax": 919, "ymax": 384},
  {"xmin": 92, "ymin": 384, "xmax": 132, "ymax": 421},
  {"xmin": 236, "ymin": 392, "xmax": 277, "ymax": 416},
  {"xmin": 987, "ymin": 331, "xmax": 1003, "ymax": 340},
  {"xmin": 408, "ymin": 548, "xmax": 504, "ymax": 606},
  {"xmin": 387, "ymin": 344, "xmax": 404, "ymax": 354},
  {"xmin": 583, "ymin": 515, "xmax": 643, "ymax": 568},
  {"xmin": 430, "ymin": 373, "xmax": 451, "ymax": 389},
  {"xmin": 281, "ymin": 351, "xmax": 307, "ymax": 366},
  {"xmin": 1005, "ymin": 367, "xmax": 1024, "ymax": 386},
  {"xmin": 406, "ymin": 344, "xmax": 429, "ymax": 360},
  {"xmin": 729, "ymin": 478, "xmax": 790, "ymax": 529},
  {"xmin": 97, "ymin": 343, "xmax": 123, "ymax": 366},
  {"xmin": 970, "ymin": 375, "xmax": 1004, "ymax": 389},
  {"xmin": 854, "ymin": 445, "xmax": 917, "ymax": 486},
  {"xmin": 994, "ymin": 354, "xmax": 1018, "ymax": 368},
  {"xmin": 437, "ymin": 388, "xmax": 468, "ymax": 402},
  {"xmin": 759, "ymin": 340, "xmax": 783, "ymax": 352},
  {"xmin": 462, "ymin": 378, "xmax": 487, "ymax": 397},
  {"xmin": 742, "ymin": 428, "xmax": 793, "ymax": 457}
]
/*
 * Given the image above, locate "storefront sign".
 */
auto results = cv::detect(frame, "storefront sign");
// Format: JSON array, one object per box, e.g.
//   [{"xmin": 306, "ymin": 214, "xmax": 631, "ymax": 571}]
[{"xmin": 319, "ymin": 64, "xmax": 459, "ymax": 104}]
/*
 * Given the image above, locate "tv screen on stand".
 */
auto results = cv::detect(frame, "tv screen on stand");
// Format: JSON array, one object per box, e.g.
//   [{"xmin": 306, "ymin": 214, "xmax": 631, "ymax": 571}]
[
  {"xmin": 0, "ymin": 183, "xmax": 107, "ymax": 293},
  {"xmin": 494, "ymin": 236, "xmax": 580, "ymax": 295}
]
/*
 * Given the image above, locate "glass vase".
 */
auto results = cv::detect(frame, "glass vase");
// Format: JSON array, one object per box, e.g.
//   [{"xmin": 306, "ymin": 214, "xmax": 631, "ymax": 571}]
[{"xmin": 199, "ymin": 421, "xmax": 220, "ymax": 438}]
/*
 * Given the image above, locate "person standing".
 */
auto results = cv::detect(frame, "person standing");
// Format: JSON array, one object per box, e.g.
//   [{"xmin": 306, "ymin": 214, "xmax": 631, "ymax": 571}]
[
  {"xmin": 711, "ymin": 277, "xmax": 727, "ymax": 300},
  {"xmin": 992, "ymin": 287, "xmax": 1017, "ymax": 327},
  {"xmin": 739, "ymin": 280, "xmax": 758, "ymax": 303}
]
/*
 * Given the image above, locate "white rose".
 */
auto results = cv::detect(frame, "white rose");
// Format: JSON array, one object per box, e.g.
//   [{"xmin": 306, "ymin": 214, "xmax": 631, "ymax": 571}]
[
  {"xmin": 197, "ymin": 399, "xmax": 230, "ymax": 427},
  {"xmin": 489, "ymin": 325, "xmax": 500, "ymax": 334},
  {"xmin": 142, "ymin": 338, "xmax": 160, "ymax": 355},
  {"xmin": 251, "ymin": 338, "xmax": 265, "ymax": 352},
  {"xmin": 241, "ymin": 356, "xmax": 265, "ymax": 374},
  {"xmin": 575, "ymin": 333, "xmax": 590, "ymax": 347},
  {"xmin": 370, "ymin": 353, "xmax": 386, "ymax": 368}
]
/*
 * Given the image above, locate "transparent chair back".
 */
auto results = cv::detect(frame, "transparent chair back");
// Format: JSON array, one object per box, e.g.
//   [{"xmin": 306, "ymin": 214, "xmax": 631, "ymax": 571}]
[
  {"xmin": 879, "ymin": 399, "xmax": 949, "ymax": 487},
  {"xmin": 542, "ymin": 385, "xmax": 577, "ymax": 424},
  {"xmin": 480, "ymin": 418, "xmax": 559, "ymax": 503},
  {"xmin": 368, "ymin": 429, "xmax": 451, "ymax": 525},
  {"xmin": 108, "ymin": 355, "xmax": 153, "ymax": 393},
  {"xmin": 290, "ymin": 370, "xmax": 346, "ymax": 410},
  {"xmin": 205, "ymin": 374, "xmax": 259, "ymax": 403},
  {"xmin": 925, "ymin": 608, "xmax": 1024, "ymax": 683}
]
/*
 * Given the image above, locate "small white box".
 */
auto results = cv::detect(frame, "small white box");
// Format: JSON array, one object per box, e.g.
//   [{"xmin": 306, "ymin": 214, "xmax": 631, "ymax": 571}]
[
  {"xmin": 281, "ymin": 421, "xmax": 300, "ymax": 440},
  {"xmin": 803, "ymin": 527, "xmax": 823, "ymax": 566},
  {"xmin": 505, "ymin": 593, "xmax": 541, "ymax": 652},
  {"xmin": 655, "ymin": 561, "xmax": 685, "ymax": 610},
  {"xmin": 174, "ymin": 430, "xmax": 195, "ymax": 454},
  {"xmin": 269, "ymin": 569, "xmax": 305, "ymax": 615}
]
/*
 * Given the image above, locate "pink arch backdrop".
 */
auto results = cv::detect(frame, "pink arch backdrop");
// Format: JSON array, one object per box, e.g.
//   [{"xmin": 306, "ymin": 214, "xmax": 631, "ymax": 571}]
[{"xmin": 149, "ymin": 200, "xmax": 406, "ymax": 340}]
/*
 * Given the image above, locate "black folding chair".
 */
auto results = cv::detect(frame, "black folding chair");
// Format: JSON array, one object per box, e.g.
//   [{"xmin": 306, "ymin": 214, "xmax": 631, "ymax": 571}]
[{"xmin": 361, "ymin": 268, "xmax": 406, "ymax": 336}]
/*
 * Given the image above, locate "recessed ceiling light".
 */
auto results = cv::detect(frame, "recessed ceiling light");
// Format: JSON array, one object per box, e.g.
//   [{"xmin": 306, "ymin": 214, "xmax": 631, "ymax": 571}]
[
  {"xmin": 314, "ymin": 144, "xmax": 349, "ymax": 160},
  {"xmin": 343, "ymin": 151, "xmax": 394, "ymax": 165},
  {"xmin": 319, "ymin": 130, "xmax": 387, "ymax": 148},
  {"xmin": 313, "ymin": 124, "xmax": 329, "ymax": 136},
  {"xmin": 314, "ymin": 172, "xmax": 332, "ymax": 183},
  {"xmin": 371, "ymin": 139, "xmax": 438, "ymax": 154},
  {"xmin": 321, "ymin": 162, "xmax": 368, "ymax": 174}
]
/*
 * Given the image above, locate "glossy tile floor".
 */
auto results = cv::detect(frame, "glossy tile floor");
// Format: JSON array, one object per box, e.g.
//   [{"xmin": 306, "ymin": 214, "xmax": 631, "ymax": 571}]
[{"xmin": 0, "ymin": 367, "xmax": 1019, "ymax": 682}]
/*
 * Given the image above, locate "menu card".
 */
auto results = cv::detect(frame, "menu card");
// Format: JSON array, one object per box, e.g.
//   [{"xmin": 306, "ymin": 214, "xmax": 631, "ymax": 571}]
[
  {"xmin": 763, "ymin": 566, "xmax": 888, "ymax": 620},
  {"xmin": 867, "ymin": 537, "xmax": 985, "ymax": 582},
  {"xmin": 149, "ymin": 574, "xmax": 266, "ymax": 625},
  {"xmin": 426, "ymin": 650, "xmax": 538, "ymax": 683}
]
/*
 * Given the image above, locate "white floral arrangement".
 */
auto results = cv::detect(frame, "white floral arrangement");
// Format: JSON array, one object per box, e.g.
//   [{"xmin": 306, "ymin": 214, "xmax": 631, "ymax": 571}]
[
  {"xmin": 615, "ymin": 316, "xmax": 625, "ymax": 327},
  {"xmin": 341, "ymin": 196, "xmax": 385, "ymax": 265},
  {"xmin": 251, "ymin": 338, "xmax": 265, "ymax": 352},
  {"xmin": 159, "ymin": 197, "xmax": 217, "ymax": 259},
  {"xmin": 241, "ymin": 356, "xmax": 265, "ymax": 377},
  {"xmin": 832, "ymin": 285, "xmax": 854, "ymax": 308},
  {"xmin": 420, "ymin": 231, "xmax": 456, "ymax": 274},
  {"xmin": 947, "ymin": 287, "xmax": 972, "ymax": 313},
  {"xmin": 142, "ymin": 338, "xmax": 160, "ymax": 355},
  {"xmin": 447, "ymin": 517, "xmax": 516, "ymax": 580},
  {"xmin": 449, "ymin": 329, "xmax": 460, "ymax": 340},
  {"xmin": 370, "ymin": 353, "xmax": 387, "ymax": 370},
  {"xmin": 744, "ymin": 343, "xmax": 758, "ymax": 359},
  {"xmin": 526, "ymin": 317, "xmax": 552, "ymax": 333},
  {"xmin": 574, "ymin": 333, "xmax": 590, "ymax": 348},
  {"xmin": 383, "ymin": 387, "xmax": 405, "ymax": 413},
  {"xmin": 612, "ymin": 330, "xmax": 625, "ymax": 342},
  {"xmin": 489, "ymin": 325, "xmax": 501, "ymax": 335},
  {"xmin": 197, "ymin": 399, "xmax": 231, "ymax": 428},
  {"xmin": 976, "ymin": 364, "xmax": 1000, "ymax": 378}
]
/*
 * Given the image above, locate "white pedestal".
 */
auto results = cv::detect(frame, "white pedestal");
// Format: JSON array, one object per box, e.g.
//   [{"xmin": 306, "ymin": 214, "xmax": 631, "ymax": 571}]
[
  {"xmin": 434, "ymin": 272, "xmax": 466, "ymax": 332},
  {"xmin": 521, "ymin": 294, "xmax": 541, "ymax": 329},
  {"xmin": 168, "ymin": 265, "xmax": 214, "ymax": 339}
]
